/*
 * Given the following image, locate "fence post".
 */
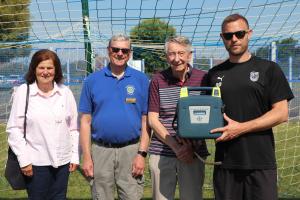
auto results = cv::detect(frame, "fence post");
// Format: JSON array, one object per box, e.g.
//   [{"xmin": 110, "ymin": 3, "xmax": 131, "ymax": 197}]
[
  {"xmin": 271, "ymin": 42, "xmax": 277, "ymax": 62},
  {"xmin": 81, "ymin": 0, "xmax": 93, "ymax": 74},
  {"xmin": 289, "ymin": 56, "xmax": 293, "ymax": 88}
]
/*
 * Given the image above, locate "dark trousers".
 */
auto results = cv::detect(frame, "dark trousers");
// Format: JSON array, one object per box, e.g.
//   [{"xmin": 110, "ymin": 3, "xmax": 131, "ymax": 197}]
[
  {"xmin": 213, "ymin": 167, "xmax": 278, "ymax": 200},
  {"xmin": 26, "ymin": 164, "xmax": 70, "ymax": 200}
]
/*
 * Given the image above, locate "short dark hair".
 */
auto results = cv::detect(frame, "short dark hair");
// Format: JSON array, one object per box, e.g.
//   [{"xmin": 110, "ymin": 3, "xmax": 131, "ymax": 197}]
[
  {"xmin": 221, "ymin": 13, "xmax": 249, "ymax": 31},
  {"xmin": 25, "ymin": 49, "xmax": 63, "ymax": 84}
]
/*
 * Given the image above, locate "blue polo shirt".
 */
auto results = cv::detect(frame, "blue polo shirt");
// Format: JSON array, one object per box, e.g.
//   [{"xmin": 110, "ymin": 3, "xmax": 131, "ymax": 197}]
[{"xmin": 79, "ymin": 65, "xmax": 149, "ymax": 143}]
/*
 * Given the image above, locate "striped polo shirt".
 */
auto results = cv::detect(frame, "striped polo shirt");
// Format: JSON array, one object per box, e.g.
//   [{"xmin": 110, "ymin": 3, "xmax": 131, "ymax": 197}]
[{"xmin": 148, "ymin": 66, "xmax": 209, "ymax": 157}]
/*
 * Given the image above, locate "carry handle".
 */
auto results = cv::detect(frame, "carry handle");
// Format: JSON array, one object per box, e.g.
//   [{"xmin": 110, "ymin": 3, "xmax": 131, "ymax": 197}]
[
  {"xmin": 187, "ymin": 86, "xmax": 213, "ymax": 92},
  {"xmin": 182, "ymin": 86, "xmax": 221, "ymax": 98}
]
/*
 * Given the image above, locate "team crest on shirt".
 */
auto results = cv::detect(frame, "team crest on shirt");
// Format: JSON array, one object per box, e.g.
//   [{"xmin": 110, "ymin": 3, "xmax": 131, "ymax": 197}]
[
  {"xmin": 126, "ymin": 85, "xmax": 135, "ymax": 95},
  {"xmin": 250, "ymin": 71, "xmax": 259, "ymax": 82}
]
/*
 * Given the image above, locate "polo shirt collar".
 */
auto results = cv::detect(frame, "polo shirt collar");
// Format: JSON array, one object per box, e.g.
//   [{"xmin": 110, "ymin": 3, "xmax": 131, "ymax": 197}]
[
  {"xmin": 104, "ymin": 64, "xmax": 132, "ymax": 78},
  {"xmin": 31, "ymin": 81, "xmax": 62, "ymax": 97}
]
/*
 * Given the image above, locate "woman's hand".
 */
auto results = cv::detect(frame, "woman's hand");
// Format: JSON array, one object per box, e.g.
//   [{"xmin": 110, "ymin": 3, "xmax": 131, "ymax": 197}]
[
  {"xmin": 21, "ymin": 164, "xmax": 33, "ymax": 177},
  {"xmin": 69, "ymin": 163, "xmax": 78, "ymax": 172}
]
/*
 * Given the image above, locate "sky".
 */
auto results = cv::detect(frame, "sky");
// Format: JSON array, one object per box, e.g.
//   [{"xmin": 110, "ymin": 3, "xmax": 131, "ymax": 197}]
[{"xmin": 4, "ymin": 0, "xmax": 300, "ymax": 60}]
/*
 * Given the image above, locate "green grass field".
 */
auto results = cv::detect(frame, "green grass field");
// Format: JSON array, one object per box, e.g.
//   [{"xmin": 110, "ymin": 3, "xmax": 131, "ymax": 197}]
[{"xmin": 0, "ymin": 123, "xmax": 299, "ymax": 199}]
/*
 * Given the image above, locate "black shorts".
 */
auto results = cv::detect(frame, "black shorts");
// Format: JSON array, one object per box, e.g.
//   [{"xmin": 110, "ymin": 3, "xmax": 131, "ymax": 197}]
[{"xmin": 213, "ymin": 167, "xmax": 278, "ymax": 200}]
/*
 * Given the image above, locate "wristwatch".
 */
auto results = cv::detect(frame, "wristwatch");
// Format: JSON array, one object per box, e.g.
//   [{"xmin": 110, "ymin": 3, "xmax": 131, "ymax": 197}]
[{"xmin": 137, "ymin": 150, "xmax": 147, "ymax": 158}]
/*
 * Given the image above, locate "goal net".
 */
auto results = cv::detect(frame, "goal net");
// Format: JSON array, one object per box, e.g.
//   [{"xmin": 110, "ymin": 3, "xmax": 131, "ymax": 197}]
[{"xmin": 0, "ymin": 0, "xmax": 299, "ymax": 198}]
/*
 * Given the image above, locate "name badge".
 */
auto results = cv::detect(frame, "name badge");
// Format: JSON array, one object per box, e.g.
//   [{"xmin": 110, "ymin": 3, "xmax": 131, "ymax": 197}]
[{"xmin": 126, "ymin": 98, "xmax": 136, "ymax": 103}]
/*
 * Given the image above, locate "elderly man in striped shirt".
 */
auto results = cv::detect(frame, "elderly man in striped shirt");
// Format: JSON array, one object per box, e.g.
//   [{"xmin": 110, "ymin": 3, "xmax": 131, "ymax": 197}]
[{"xmin": 148, "ymin": 35, "xmax": 209, "ymax": 200}]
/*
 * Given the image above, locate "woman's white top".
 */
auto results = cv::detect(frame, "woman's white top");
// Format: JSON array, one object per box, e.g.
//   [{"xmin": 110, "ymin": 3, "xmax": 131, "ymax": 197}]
[{"xmin": 6, "ymin": 82, "xmax": 80, "ymax": 168}]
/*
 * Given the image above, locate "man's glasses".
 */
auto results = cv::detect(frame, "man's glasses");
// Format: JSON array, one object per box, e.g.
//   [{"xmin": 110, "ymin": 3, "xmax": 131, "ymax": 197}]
[
  {"xmin": 110, "ymin": 47, "xmax": 131, "ymax": 54},
  {"xmin": 222, "ymin": 30, "xmax": 248, "ymax": 40}
]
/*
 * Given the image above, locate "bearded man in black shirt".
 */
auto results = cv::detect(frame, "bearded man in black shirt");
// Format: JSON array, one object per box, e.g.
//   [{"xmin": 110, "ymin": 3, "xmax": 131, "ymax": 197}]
[{"xmin": 208, "ymin": 13, "xmax": 294, "ymax": 200}]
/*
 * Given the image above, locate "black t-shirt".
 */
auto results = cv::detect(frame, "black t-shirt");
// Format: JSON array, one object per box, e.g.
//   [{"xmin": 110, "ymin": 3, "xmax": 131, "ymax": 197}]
[{"xmin": 208, "ymin": 56, "xmax": 294, "ymax": 169}]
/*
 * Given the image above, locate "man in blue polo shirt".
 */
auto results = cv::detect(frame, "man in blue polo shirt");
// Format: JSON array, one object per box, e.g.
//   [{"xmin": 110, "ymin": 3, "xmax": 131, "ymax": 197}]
[{"xmin": 79, "ymin": 34, "xmax": 150, "ymax": 200}]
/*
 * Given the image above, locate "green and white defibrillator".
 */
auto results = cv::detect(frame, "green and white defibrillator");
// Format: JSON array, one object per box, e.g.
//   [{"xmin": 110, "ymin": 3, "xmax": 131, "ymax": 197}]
[{"xmin": 175, "ymin": 87, "xmax": 224, "ymax": 139}]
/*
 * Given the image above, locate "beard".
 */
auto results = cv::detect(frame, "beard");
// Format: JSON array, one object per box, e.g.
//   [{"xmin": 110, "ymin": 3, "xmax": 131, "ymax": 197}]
[{"xmin": 226, "ymin": 43, "xmax": 248, "ymax": 57}]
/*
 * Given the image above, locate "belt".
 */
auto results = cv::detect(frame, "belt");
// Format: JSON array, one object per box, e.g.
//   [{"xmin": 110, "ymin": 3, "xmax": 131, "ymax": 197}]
[{"xmin": 92, "ymin": 137, "xmax": 140, "ymax": 148}]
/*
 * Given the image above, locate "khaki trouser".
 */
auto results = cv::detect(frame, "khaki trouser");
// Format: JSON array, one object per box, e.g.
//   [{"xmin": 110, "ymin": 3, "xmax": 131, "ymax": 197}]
[
  {"xmin": 91, "ymin": 142, "xmax": 144, "ymax": 200},
  {"xmin": 149, "ymin": 154, "xmax": 205, "ymax": 200}
]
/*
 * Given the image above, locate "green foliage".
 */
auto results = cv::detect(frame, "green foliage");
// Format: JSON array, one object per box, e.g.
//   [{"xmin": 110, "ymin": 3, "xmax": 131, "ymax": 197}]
[
  {"xmin": 277, "ymin": 37, "xmax": 299, "ymax": 57},
  {"xmin": 130, "ymin": 18, "xmax": 176, "ymax": 74},
  {"xmin": 130, "ymin": 18, "xmax": 176, "ymax": 43},
  {"xmin": 254, "ymin": 37, "xmax": 300, "ymax": 78},
  {"xmin": 0, "ymin": 0, "xmax": 30, "ymax": 42},
  {"xmin": 193, "ymin": 57, "xmax": 211, "ymax": 71},
  {"xmin": 0, "ymin": 0, "xmax": 31, "ymax": 62},
  {"xmin": 132, "ymin": 47, "xmax": 168, "ymax": 74},
  {"xmin": 254, "ymin": 37, "xmax": 299, "ymax": 60},
  {"xmin": 254, "ymin": 45, "xmax": 269, "ymax": 60},
  {"xmin": 0, "ymin": 47, "xmax": 31, "ymax": 63},
  {"xmin": 276, "ymin": 38, "xmax": 300, "ymax": 77}
]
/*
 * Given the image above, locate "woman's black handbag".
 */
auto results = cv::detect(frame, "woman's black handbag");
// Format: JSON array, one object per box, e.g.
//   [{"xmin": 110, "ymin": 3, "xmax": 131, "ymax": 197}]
[{"xmin": 5, "ymin": 84, "xmax": 29, "ymax": 190}]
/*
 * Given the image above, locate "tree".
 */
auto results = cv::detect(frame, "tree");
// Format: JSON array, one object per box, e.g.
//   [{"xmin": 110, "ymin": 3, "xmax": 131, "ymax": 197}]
[
  {"xmin": 0, "ymin": 0, "xmax": 31, "ymax": 62},
  {"xmin": 254, "ymin": 45, "xmax": 269, "ymax": 60},
  {"xmin": 193, "ymin": 57, "xmax": 211, "ymax": 71},
  {"xmin": 254, "ymin": 37, "xmax": 300, "ymax": 79},
  {"xmin": 130, "ymin": 18, "xmax": 176, "ymax": 74},
  {"xmin": 277, "ymin": 37, "xmax": 298, "ymax": 57},
  {"xmin": 254, "ymin": 37, "xmax": 299, "ymax": 60},
  {"xmin": 276, "ymin": 38, "xmax": 300, "ymax": 77}
]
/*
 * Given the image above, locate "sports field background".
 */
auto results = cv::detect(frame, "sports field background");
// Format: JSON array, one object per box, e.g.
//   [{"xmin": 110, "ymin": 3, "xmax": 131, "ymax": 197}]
[
  {"xmin": 1, "ymin": 0, "xmax": 300, "ymax": 199},
  {"xmin": 0, "ymin": 84, "xmax": 299, "ymax": 199}
]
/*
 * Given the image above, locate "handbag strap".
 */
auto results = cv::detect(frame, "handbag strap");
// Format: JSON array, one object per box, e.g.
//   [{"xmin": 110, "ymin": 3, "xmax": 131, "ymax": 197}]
[{"xmin": 23, "ymin": 83, "xmax": 29, "ymax": 139}]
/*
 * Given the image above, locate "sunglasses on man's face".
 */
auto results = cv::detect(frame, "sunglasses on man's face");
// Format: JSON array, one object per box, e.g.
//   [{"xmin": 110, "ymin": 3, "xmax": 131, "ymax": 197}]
[
  {"xmin": 222, "ymin": 30, "xmax": 248, "ymax": 40},
  {"xmin": 110, "ymin": 47, "xmax": 131, "ymax": 54}
]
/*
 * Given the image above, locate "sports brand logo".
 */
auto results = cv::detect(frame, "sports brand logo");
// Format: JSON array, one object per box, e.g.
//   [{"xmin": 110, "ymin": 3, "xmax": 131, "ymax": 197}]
[
  {"xmin": 250, "ymin": 71, "xmax": 259, "ymax": 82},
  {"xmin": 216, "ymin": 75, "xmax": 224, "ymax": 87},
  {"xmin": 126, "ymin": 85, "xmax": 135, "ymax": 95}
]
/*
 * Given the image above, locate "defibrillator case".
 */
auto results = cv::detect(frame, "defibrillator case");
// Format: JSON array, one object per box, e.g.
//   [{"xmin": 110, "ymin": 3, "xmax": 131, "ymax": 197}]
[{"xmin": 176, "ymin": 87, "xmax": 223, "ymax": 139}]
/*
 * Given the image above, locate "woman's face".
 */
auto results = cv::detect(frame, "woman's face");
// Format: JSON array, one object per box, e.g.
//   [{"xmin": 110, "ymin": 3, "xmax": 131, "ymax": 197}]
[{"xmin": 35, "ymin": 59, "xmax": 55, "ymax": 85}]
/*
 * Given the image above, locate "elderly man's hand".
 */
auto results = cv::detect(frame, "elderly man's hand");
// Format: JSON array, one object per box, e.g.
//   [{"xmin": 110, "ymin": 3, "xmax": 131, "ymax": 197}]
[{"xmin": 174, "ymin": 137, "xmax": 194, "ymax": 163}]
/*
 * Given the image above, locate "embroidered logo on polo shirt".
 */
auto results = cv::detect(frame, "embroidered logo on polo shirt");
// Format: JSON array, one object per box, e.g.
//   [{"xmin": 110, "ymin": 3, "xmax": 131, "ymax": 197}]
[
  {"xmin": 126, "ymin": 85, "xmax": 135, "ymax": 95},
  {"xmin": 126, "ymin": 85, "xmax": 136, "ymax": 103},
  {"xmin": 250, "ymin": 71, "xmax": 259, "ymax": 82}
]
